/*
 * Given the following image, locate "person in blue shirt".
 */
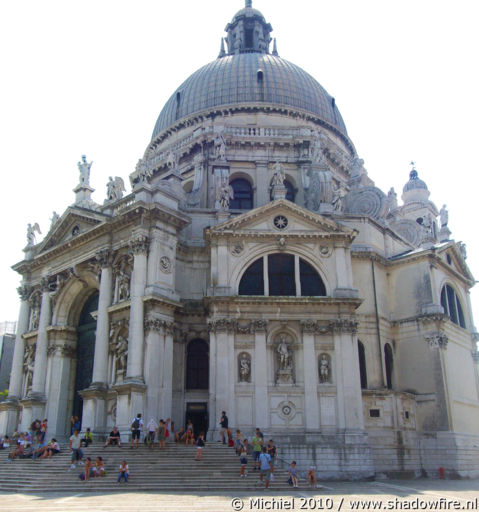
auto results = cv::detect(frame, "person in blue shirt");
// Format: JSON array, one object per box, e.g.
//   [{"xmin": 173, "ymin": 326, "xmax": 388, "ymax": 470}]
[{"xmin": 258, "ymin": 447, "xmax": 272, "ymax": 489}]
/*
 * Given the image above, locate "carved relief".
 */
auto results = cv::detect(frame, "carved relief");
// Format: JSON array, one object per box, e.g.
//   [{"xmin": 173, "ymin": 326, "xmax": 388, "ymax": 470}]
[
  {"xmin": 159, "ymin": 256, "xmax": 172, "ymax": 274},
  {"xmin": 129, "ymin": 234, "xmax": 149, "ymax": 255},
  {"xmin": 109, "ymin": 319, "xmax": 129, "ymax": 382},
  {"xmin": 238, "ymin": 352, "xmax": 251, "ymax": 383},
  {"xmin": 318, "ymin": 353, "xmax": 332, "ymax": 383},
  {"xmin": 424, "ymin": 331, "xmax": 448, "ymax": 350},
  {"xmin": 17, "ymin": 284, "xmax": 32, "ymax": 302},
  {"xmin": 230, "ymin": 241, "xmax": 245, "ymax": 256},
  {"xmin": 344, "ymin": 186, "xmax": 388, "ymax": 220},
  {"xmin": 28, "ymin": 291, "xmax": 41, "ymax": 331}
]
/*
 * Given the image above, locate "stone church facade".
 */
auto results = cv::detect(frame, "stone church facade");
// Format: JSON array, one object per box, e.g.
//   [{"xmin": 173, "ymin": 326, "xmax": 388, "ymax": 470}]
[{"xmin": 1, "ymin": 2, "xmax": 479, "ymax": 478}]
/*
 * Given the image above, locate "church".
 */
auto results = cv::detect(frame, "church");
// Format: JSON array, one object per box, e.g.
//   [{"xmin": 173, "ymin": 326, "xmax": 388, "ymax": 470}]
[{"xmin": 1, "ymin": 1, "xmax": 478, "ymax": 479}]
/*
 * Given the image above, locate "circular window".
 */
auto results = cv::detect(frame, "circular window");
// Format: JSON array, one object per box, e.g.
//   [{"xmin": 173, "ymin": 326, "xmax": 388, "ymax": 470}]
[{"xmin": 273, "ymin": 215, "xmax": 288, "ymax": 230}]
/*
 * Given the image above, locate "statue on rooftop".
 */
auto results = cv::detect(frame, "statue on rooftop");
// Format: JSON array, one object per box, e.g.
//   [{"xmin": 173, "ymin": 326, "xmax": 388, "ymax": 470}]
[{"xmin": 77, "ymin": 155, "xmax": 92, "ymax": 185}]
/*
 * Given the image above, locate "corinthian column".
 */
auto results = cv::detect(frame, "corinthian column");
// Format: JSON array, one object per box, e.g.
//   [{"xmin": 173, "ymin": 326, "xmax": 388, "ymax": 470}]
[
  {"xmin": 31, "ymin": 278, "xmax": 52, "ymax": 397},
  {"xmin": 91, "ymin": 249, "xmax": 113, "ymax": 386},
  {"xmin": 126, "ymin": 235, "xmax": 149, "ymax": 381},
  {"xmin": 8, "ymin": 285, "xmax": 32, "ymax": 399}
]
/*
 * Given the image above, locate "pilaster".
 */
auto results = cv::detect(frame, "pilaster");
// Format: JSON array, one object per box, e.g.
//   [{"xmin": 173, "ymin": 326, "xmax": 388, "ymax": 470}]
[
  {"xmin": 301, "ymin": 321, "xmax": 320, "ymax": 431},
  {"xmin": 253, "ymin": 319, "xmax": 269, "ymax": 429}
]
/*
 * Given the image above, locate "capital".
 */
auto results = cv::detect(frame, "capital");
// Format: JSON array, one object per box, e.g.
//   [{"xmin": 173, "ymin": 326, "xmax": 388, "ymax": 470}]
[
  {"xmin": 95, "ymin": 248, "xmax": 113, "ymax": 268},
  {"xmin": 129, "ymin": 235, "xmax": 149, "ymax": 255},
  {"xmin": 17, "ymin": 284, "xmax": 32, "ymax": 302}
]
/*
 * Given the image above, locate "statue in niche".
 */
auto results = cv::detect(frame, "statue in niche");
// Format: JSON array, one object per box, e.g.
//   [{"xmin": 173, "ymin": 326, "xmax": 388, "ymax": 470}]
[
  {"xmin": 238, "ymin": 353, "xmax": 251, "ymax": 382},
  {"xmin": 166, "ymin": 151, "xmax": 179, "ymax": 175},
  {"xmin": 106, "ymin": 176, "xmax": 126, "ymax": 201},
  {"xmin": 217, "ymin": 180, "xmax": 234, "ymax": 210},
  {"xmin": 319, "ymin": 353, "xmax": 331, "ymax": 383},
  {"xmin": 77, "ymin": 155, "xmax": 92, "ymax": 185},
  {"xmin": 115, "ymin": 335, "xmax": 128, "ymax": 378},
  {"xmin": 310, "ymin": 131, "xmax": 326, "ymax": 163},
  {"xmin": 23, "ymin": 344, "xmax": 35, "ymax": 394},
  {"xmin": 29, "ymin": 303, "xmax": 40, "ymax": 331},
  {"xmin": 214, "ymin": 132, "xmax": 227, "ymax": 161},
  {"xmin": 277, "ymin": 336, "xmax": 292, "ymax": 370},
  {"xmin": 440, "ymin": 204, "xmax": 449, "ymax": 227},
  {"xmin": 115, "ymin": 257, "xmax": 131, "ymax": 302},
  {"xmin": 26, "ymin": 223, "xmax": 41, "ymax": 246},
  {"xmin": 272, "ymin": 161, "xmax": 286, "ymax": 187}
]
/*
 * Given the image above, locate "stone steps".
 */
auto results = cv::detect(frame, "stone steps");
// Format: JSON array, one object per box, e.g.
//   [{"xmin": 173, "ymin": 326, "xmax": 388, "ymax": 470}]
[{"xmin": 0, "ymin": 443, "xmax": 294, "ymax": 492}]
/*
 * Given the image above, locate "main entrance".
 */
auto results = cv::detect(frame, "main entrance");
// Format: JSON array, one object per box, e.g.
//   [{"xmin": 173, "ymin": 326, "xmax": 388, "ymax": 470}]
[{"xmin": 185, "ymin": 402, "xmax": 208, "ymax": 437}]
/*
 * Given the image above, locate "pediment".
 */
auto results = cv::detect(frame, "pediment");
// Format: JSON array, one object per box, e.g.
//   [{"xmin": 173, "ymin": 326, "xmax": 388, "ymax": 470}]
[
  {"xmin": 435, "ymin": 243, "xmax": 474, "ymax": 283},
  {"xmin": 38, "ymin": 207, "xmax": 107, "ymax": 253},
  {"xmin": 206, "ymin": 199, "xmax": 357, "ymax": 241}
]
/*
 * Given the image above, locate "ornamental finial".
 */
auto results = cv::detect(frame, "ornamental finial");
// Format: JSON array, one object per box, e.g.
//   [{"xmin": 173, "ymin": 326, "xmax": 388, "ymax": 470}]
[{"xmin": 245, "ymin": 0, "xmax": 252, "ymax": 7}]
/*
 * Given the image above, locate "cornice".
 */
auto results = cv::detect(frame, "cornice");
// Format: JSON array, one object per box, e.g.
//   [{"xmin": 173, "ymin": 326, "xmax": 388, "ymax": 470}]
[{"xmin": 206, "ymin": 295, "xmax": 363, "ymax": 308}]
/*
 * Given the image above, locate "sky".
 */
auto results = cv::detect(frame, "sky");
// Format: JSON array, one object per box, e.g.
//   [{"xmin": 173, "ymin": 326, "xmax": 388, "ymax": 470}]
[{"xmin": 0, "ymin": 0, "xmax": 478, "ymax": 328}]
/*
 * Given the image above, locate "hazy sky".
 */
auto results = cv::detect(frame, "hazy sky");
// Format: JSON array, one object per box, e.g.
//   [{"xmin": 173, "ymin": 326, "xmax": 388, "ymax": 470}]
[{"xmin": 1, "ymin": 0, "xmax": 478, "ymax": 327}]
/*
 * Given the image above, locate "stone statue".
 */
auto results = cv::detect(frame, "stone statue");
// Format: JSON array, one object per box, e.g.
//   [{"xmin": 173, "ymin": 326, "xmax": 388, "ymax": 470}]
[
  {"xmin": 319, "ymin": 170, "xmax": 334, "ymax": 204},
  {"xmin": 166, "ymin": 151, "xmax": 179, "ymax": 174},
  {"xmin": 440, "ymin": 204, "xmax": 449, "ymax": 227},
  {"xmin": 116, "ymin": 259, "xmax": 131, "ymax": 302},
  {"xmin": 319, "ymin": 354, "xmax": 330, "ymax": 383},
  {"xmin": 136, "ymin": 159, "xmax": 153, "ymax": 183},
  {"xmin": 350, "ymin": 156, "xmax": 364, "ymax": 178},
  {"xmin": 214, "ymin": 132, "xmax": 227, "ymax": 161},
  {"xmin": 77, "ymin": 155, "xmax": 92, "ymax": 185},
  {"xmin": 50, "ymin": 212, "xmax": 60, "ymax": 230},
  {"xmin": 272, "ymin": 161, "xmax": 285, "ymax": 186},
  {"xmin": 239, "ymin": 355, "xmax": 251, "ymax": 382},
  {"xmin": 26, "ymin": 223, "xmax": 41, "ymax": 246},
  {"xmin": 387, "ymin": 188, "xmax": 398, "ymax": 211},
  {"xmin": 106, "ymin": 176, "xmax": 126, "ymax": 201},
  {"xmin": 23, "ymin": 344, "xmax": 35, "ymax": 394},
  {"xmin": 277, "ymin": 336, "xmax": 292, "ymax": 370},
  {"xmin": 115, "ymin": 335, "xmax": 128, "ymax": 376},
  {"xmin": 332, "ymin": 184, "xmax": 347, "ymax": 212},
  {"xmin": 217, "ymin": 181, "xmax": 234, "ymax": 210},
  {"xmin": 310, "ymin": 131, "xmax": 325, "ymax": 163},
  {"xmin": 457, "ymin": 241, "xmax": 467, "ymax": 259}
]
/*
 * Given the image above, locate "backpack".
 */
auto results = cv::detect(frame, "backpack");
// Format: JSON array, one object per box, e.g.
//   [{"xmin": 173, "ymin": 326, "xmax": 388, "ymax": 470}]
[{"xmin": 131, "ymin": 418, "xmax": 140, "ymax": 429}]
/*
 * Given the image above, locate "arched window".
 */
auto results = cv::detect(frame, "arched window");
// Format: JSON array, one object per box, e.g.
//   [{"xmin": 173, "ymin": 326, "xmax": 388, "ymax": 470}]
[
  {"xmin": 239, "ymin": 253, "xmax": 326, "ymax": 296},
  {"xmin": 186, "ymin": 339, "xmax": 209, "ymax": 390},
  {"xmin": 358, "ymin": 340, "xmax": 367, "ymax": 389},
  {"xmin": 440, "ymin": 284, "xmax": 466, "ymax": 328},
  {"xmin": 384, "ymin": 343, "xmax": 393, "ymax": 390},
  {"xmin": 270, "ymin": 179, "xmax": 296, "ymax": 203},
  {"xmin": 230, "ymin": 179, "xmax": 253, "ymax": 210}
]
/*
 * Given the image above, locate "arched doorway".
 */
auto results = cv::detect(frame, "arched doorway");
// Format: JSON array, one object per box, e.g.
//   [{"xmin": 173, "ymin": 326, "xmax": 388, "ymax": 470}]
[
  {"xmin": 185, "ymin": 339, "xmax": 209, "ymax": 435},
  {"xmin": 72, "ymin": 292, "xmax": 99, "ymax": 423}
]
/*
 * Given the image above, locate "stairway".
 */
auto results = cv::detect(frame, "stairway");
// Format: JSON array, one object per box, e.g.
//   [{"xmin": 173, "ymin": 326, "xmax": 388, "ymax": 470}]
[{"xmin": 0, "ymin": 442, "xmax": 293, "ymax": 492}]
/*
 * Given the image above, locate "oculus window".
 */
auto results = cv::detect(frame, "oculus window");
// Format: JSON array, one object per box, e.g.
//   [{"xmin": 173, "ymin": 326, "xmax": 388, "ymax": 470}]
[{"xmin": 239, "ymin": 253, "xmax": 326, "ymax": 296}]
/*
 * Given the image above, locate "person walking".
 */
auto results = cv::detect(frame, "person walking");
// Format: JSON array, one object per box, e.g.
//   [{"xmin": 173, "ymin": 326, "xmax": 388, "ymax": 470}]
[
  {"xmin": 219, "ymin": 411, "xmax": 228, "ymax": 444},
  {"xmin": 130, "ymin": 413, "xmax": 143, "ymax": 449},
  {"xmin": 258, "ymin": 447, "xmax": 272, "ymax": 489}
]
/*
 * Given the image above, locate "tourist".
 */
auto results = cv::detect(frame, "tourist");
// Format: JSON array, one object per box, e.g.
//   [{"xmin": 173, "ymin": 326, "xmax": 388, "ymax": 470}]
[
  {"xmin": 289, "ymin": 460, "xmax": 299, "ymax": 488},
  {"xmin": 93, "ymin": 456, "xmax": 106, "ymax": 476},
  {"xmin": 32, "ymin": 438, "xmax": 47, "ymax": 459},
  {"xmin": 0, "ymin": 435, "xmax": 10, "ymax": 449},
  {"xmin": 239, "ymin": 438, "xmax": 248, "ymax": 478},
  {"xmin": 252, "ymin": 430, "xmax": 263, "ymax": 471},
  {"xmin": 235, "ymin": 429, "xmax": 244, "ymax": 455},
  {"xmin": 117, "ymin": 460, "xmax": 129, "ymax": 483},
  {"xmin": 41, "ymin": 438, "xmax": 60, "ymax": 459},
  {"xmin": 157, "ymin": 419, "xmax": 166, "ymax": 450},
  {"xmin": 69, "ymin": 429, "xmax": 84, "ymax": 468},
  {"xmin": 185, "ymin": 419, "xmax": 194, "ymax": 446},
  {"xmin": 145, "ymin": 418, "xmax": 158, "ymax": 448},
  {"xmin": 130, "ymin": 413, "xmax": 143, "ymax": 449},
  {"xmin": 80, "ymin": 457, "xmax": 93, "ymax": 481},
  {"xmin": 175, "ymin": 426, "xmax": 185, "ymax": 443},
  {"xmin": 104, "ymin": 426, "xmax": 121, "ymax": 447},
  {"xmin": 219, "ymin": 411, "xmax": 228, "ymax": 444},
  {"xmin": 195, "ymin": 431, "xmax": 205, "ymax": 460},
  {"xmin": 258, "ymin": 446, "xmax": 272, "ymax": 489},
  {"xmin": 81, "ymin": 427, "xmax": 93, "ymax": 447},
  {"xmin": 308, "ymin": 466, "xmax": 318, "ymax": 488},
  {"xmin": 7, "ymin": 440, "xmax": 24, "ymax": 461},
  {"xmin": 40, "ymin": 418, "xmax": 48, "ymax": 442},
  {"xmin": 266, "ymin": 439, "xmax": 277, "ymax": 473}
]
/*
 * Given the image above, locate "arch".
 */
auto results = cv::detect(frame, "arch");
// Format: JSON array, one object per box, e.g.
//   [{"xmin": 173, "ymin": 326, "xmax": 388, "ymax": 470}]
[
  {"xmin": 384, "ymin": 343, "xmax": 393, "ymax": 390},
  {"xmin": 229, "ymin": 178, "xmax": 253, "ymax": 210},
  {"xmin": 238, "ymin": 253, "xmax": 327, "ymax": 296},
  {"xmin": 73, "ymin": 291, "xmax": 99, "ymax": 420},
  {"xmin": 440, "ymin": 283, "xmax": 466, "ymax": 328},
  {"xmin": 358, "ymin": 340, "xmax": 367, "ymax": 389},
  {"xmin": 186, "ymin": 338, "xmax": 209, "ymax": 390}
]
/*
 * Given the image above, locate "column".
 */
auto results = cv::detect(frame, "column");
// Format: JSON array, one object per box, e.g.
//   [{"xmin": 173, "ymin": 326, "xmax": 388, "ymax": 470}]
[
  {"xmin": 160, "ymin": 322, "xmax": 174, "ymax": 420},
  {"xmin": 91, "ymin": 249, "xmax": 113, "ymax": 385},
  {"xmin": 144, "ymin": 319, "xmax": 163, "ymax": 421},
  {"xmin": 31, "ymin": 279, "xmax": 52, "ymax": 397},
  {"xmin": 126, "ymin": 234, "xmax": 149, "ymax": 381},
  {"xmin": 208, "ymin": 326, "xmax": 217, "ymax": 436},
  {"xmin": 301, "ymin": 321, "xmax": 320, "ymax": 430},
  {"xmin": 332, "ymin": 320, "xmax": 364, "ymax": 430},
  {"xmin": 8, "ymin": 285, "xmax": 31, "ymax": 398},
  {"xmin": 254, "ymin": 320, "xmax": 269, "ymax": 429}
]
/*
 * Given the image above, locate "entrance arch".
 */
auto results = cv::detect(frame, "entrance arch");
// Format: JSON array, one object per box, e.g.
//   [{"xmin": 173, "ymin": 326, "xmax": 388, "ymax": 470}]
[{"xmin": 72, "ymin": 292, "xmax": 99, "ymax": 421}]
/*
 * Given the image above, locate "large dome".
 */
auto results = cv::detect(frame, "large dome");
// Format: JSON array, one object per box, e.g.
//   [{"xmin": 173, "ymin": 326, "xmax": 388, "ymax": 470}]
[{"xmin": 151, "ymin": 52, "xmax": 347, "ymax": 140}]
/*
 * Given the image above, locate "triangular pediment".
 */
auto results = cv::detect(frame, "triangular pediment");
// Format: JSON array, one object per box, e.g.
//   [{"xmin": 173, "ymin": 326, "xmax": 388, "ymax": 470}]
[
  {"xmin": 38, "ymin": 207, "xmax": 107, "ymax": 253},
  {"xmin": 206, "ymin": 199, "xmax": 357, "ymax": 241},
  {"xmin": 435, "ymin": 242, "xmax": 475, "ymax": 283}
]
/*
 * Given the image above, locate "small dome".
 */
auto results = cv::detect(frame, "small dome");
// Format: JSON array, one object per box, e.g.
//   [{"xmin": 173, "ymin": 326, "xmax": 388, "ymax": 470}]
[
  {"xmin": 402, "ymin": 169, "xmax": 428, "ymax": 194},
  {"xmin": 402, "ymin": 169, "xmax": 430, "ymax": 204},
  {"xmin": 231, "ymin": 6, "xmax": 266, "ymax": 23}
]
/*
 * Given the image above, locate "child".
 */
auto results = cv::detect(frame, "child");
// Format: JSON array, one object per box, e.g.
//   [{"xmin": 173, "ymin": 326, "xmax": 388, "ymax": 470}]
[
  {"xmin": 118, "ymin": 460, "xmax": 129, "ymax": 483},
  {"xmin": 239, "ymin": 438, "xmax": 248, "ymax": 478},
  {"xmin": 289, "ymin": 460, "xmax": 299, "ymax": 488},
  {"xmin": 93, "ymin": 456, "xmax": 106, "ymax": 477},
  {"xmin": 227, "ymin": 428, "xmax": 234, "ymax": 447},
  {"xmin": 308, "ymin": 466, "xmax": 319, "ymax": 488},
  {"xmin": 195, "ymin": 432, "xmax": 205, "ymax": 460}
]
